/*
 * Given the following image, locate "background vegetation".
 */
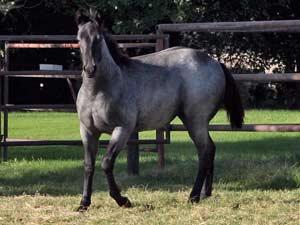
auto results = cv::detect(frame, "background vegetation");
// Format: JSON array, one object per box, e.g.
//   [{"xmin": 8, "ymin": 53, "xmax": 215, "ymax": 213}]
[
  {"xmin": 1, "ymin": 2, "xmax": 300, "ymax": 224},
  {"xmin": 1, "ymin": 0, "xmax": 300, "ymax": 108}
]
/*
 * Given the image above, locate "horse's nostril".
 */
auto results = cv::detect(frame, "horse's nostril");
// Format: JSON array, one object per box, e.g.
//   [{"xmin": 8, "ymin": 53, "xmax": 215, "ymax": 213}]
[
  {"xmin": 83, "ymin": 65, "xmax": 96, "ymax": 77},
  {"xmin": 83, "ymin": 65, "xmax": 96, "ymax": 73}
]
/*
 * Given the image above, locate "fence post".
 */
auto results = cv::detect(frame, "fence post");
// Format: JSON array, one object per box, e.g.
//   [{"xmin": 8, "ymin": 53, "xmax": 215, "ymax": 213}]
[
  {"xmin": 156, "ymin": 27, "xmax": 163, "ymax": 50},
  {"xmin": 3, "ymin": 42, "xmax": 9, "ymax": 161},
  {"xmin": 155, "ymin": 31, "xmax": 169, "ymax": 169},
  {"xmin": 163, "ymin": 35, "xmax": 170, "ymax": 49},
  {"xmin": 127, "ymin": 132, "xmax": 139, "ymax": 175},
  {"xmin": 156, "ymin": 129, "xmax": 165, "ymax": 168},
  {"xmin": 0, "ymin": 67, "xmax": 2, "ymax": 162}
]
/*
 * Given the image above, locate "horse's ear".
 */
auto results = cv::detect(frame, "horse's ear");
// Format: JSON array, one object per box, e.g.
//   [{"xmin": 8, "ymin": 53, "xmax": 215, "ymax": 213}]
[
  {"xmin": 96, "ymin": 12, "xmax": 104, "ymax": 28},
  {"xmin": 89, "ymin": 8, "xmax": 104, "ymax": 27},
  {"xmin": 75, "ymin": 9, "xmax": 90, "ymax": 26}
]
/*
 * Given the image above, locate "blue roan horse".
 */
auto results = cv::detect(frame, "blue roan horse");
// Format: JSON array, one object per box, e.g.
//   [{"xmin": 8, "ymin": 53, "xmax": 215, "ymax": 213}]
[{"xmin": 75, "ymin": 10, "xmax": 244, "ymax": 211}]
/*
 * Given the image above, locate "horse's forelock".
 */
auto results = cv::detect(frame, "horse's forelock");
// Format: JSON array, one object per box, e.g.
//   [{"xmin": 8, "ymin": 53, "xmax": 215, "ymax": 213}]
[
  {"xmin": 89, "ymin": 9, "xmax": 102, "ymax": 25},
  {"xmin": 77, "ymin": 10, "xmax": 129, "ymax": 67},
  {"xmin": 75, "ymin": 9, "xmax": 90, "ymax": 26},
  {"xmin": 76, "ymin": 9, "xmax": 104, "ymax": 28}
]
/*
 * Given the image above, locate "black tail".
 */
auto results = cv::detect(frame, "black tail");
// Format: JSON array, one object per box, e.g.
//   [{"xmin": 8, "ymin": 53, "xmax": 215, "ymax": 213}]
[{"xmin": 221, "ymin": 63, "xmax": 244, "ymax": 128}]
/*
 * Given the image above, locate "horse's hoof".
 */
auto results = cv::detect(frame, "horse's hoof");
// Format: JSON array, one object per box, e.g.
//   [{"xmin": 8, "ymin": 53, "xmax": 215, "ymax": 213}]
[
  {"xmin": 200, "ymin": 192, "xmax": 211, "ymax": 199},
  {"xmin": 123, "ymin": 198, "xmax": 132, "ymax": 208},
  {"xmin": 76, "ymin": 205, "xmax": 89, "ymax": 212},
  {"xmin": 188, "ymin": 195, "xmax": 200, "ymax": 204},
  {"xmin": 117, "ymin": 197, "xmax": 132, "ymax": 208}
]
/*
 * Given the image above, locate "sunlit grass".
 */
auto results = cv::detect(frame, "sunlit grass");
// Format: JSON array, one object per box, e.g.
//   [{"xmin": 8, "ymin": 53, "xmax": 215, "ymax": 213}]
[
  {"xmin": 1, "ymin": 110, "xmax": 300, "ymax": 224},
  {"xmin": 7, "ymin": 109, "xmax": 300, "ymax": 141}
]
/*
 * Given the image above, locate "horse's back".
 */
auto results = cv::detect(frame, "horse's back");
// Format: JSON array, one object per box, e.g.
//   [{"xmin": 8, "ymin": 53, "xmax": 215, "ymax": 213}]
[
  {"xmin": 134, "ymin": 47, "xmax": 224, "ymax": 85},
  {"xmin": 128, "ymin": 47, "xmax": 226, "ymax": 130},
  {"xmin": 134, "ymin": 47, "xmax": 225, "ymax": 110}
]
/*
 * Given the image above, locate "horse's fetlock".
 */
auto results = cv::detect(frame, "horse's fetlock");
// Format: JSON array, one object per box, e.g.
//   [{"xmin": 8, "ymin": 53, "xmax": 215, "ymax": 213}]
[
  {"xmin": 80, "ymin": 197, "xmax": 91, "ymax": 207},
  {"xmin": 189, "ymin": 195, "xmax": 200, "ymax": 203},
  {"xmin": 109, "ymin": 190, "xmax": 120, "ymax": 199}
]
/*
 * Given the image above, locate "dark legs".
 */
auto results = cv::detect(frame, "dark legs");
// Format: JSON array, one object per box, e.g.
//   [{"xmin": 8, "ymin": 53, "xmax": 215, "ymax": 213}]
[
  {"xmin": 78, "ymin": 123, "xmax": 100, "ymax": 211},
  {"xmin": 101, "ymin": 127, "xmax": 132, "ymax": 207},
  {"xmin": 202, "ymin": 136, "xmax": 216, "ymax": 197},
  {"xmin": 189, "ymin": 132, "xmax": 215, "ymax": 203},
  {"xmin": 78, "ymin": 115, "xmax": 215, "ymax": 209},
  {"xmin": 182, "ymin": 118, "xmax": 216, "ymax": 203},
  {"xmin": 78, "ymin": 125, "xmax": 132, "ymax": 211}
]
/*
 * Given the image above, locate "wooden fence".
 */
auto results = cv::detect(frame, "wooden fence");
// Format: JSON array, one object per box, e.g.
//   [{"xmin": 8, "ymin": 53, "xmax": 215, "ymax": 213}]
[
  {"xmin": 1, "ymin": 20, "xmax": 300, "ymax": 173},
  {"xmin": 156, "ymin": 19, "xmax": 300, "ymax": 131},
  {"xmin": 0, "ymin": 34, "xmax": 170, "ymax": 174}
]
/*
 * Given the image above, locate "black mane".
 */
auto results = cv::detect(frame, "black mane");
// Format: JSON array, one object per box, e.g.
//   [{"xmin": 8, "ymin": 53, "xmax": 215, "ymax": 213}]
[{"xmin": 102, "ymin": 32, "xmax": 130, "ymax": 66}]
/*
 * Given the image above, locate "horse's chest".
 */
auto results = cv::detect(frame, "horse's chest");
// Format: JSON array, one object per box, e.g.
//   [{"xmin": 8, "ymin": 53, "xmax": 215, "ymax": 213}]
[{"xmin": 78, "ymin": 98, "xmax": 124, "ymax": 133}]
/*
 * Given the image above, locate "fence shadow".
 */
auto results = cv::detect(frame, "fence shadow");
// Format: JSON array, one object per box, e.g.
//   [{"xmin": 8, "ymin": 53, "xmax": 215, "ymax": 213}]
[{"xmin": 0, "ymin": 136, "xmax": 299, "ymax": 197}]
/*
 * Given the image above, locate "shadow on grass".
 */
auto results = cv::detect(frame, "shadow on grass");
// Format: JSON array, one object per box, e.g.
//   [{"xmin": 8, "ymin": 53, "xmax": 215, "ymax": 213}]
[{"xmin": 0, "ymin": 136, "xmax": 299, "ymax": 197}]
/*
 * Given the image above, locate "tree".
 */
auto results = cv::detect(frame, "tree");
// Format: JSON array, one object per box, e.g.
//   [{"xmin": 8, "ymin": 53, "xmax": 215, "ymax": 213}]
[
  {"xmin": 1, "ymin": 0, "xmax": 300, "ymax": 107},
  {"xmin": 0, "ymin": 0, "xmax": 23, "ymax": 15}
]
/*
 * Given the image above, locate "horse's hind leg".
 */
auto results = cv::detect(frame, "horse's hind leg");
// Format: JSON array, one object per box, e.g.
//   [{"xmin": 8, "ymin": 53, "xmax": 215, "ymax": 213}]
[
  {"xmin": 101, "ymin": 127, "xmax": 133, "ymax": 207},
  {"xmin": 202, "ymin": 135, "xmax": 216, "ymax": 197},
  {"xmin": 181, "ymin": 118, "xmax": 214, "ymax": 203}
]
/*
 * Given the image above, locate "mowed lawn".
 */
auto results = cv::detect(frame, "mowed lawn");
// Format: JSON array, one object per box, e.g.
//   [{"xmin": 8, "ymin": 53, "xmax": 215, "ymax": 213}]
[{"xmin": 0, "ymin": 110, "xmax": 300, "ymax": 225}]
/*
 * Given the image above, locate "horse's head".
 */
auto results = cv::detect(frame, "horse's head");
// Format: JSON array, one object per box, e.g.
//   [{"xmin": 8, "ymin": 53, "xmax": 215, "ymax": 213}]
[{"xmin": 76, "ymin": 9, "xmax": 104, "ymax": 78}]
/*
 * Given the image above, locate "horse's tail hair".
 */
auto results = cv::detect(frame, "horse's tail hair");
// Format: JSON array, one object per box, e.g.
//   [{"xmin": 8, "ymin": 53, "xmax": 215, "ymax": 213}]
[{"xmin": 221, "ymin": 63, "xmax": 244, "ymax": 128}]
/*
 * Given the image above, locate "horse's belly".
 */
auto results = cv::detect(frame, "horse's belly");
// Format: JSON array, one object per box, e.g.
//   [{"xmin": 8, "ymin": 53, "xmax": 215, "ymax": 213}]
[
  {"xmin": 136, "ymin": 105, "xmax": 177, "ymax": 131},
  {"xmin": 135, "ymin": 85, "xmax": 181, "ymax": 131}
]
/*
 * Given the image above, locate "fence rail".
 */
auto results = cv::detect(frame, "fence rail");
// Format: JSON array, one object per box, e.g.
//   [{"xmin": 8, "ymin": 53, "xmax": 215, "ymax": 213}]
[
  {"xmin": 0, "ymin": 34, "xmax": 168, "ymax": 41},
  {"xmin": 0, "ymin": 33, "xmax": 170, "ymax": 173},
  {"xmin": 0, "ymin": 70, "xmax": 81, "ymax": 79},
  {"xmin": 233, "ymin": 73, "xmax": 300, "ymax": 82},
  {"xmin": 157, "ymin": 20, "xmax": 300, "ymax": 33},
  {"xmin": 2, "ymin": 71, "xmax": 300, "ymax": 82},
  {"xmin": 1, "ymin": 20, "xmax": 300, "ymax": 171},
  {"xmin": 170, "ymin": 124, "xmax": 300, "ymax": 132},
  {"xmin": 5, "ymin": 43, "xmax": 157, "ymax": 49},
  {"xmin": 2, "ymin": 138, "xmax": 170, "ymax": 147}
]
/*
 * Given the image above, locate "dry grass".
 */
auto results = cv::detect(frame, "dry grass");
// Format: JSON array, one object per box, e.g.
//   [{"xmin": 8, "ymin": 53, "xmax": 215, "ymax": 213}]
[
  {"xmin": 1, "ymin": 189, "xmax": 299, "ymax": 225},
  {"xmin": 1, "ymin": 110, "xmax": 300, "ymax": 224}
]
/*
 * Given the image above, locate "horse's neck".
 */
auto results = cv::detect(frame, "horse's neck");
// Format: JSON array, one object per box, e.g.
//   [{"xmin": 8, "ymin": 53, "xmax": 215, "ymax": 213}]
[
  {"xmin": 99, "ymin": 40, "xmax": 121, "ymax": 78},
  {"xmin": 82, "ymin": 40, "xmax": 123, "ymax": 96}
]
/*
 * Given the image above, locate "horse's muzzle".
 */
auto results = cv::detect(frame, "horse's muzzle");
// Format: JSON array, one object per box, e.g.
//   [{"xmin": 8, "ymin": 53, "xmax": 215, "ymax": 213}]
[{"xmin": 83, "ymin": 64, "xmax": 97, "ymax": 78}]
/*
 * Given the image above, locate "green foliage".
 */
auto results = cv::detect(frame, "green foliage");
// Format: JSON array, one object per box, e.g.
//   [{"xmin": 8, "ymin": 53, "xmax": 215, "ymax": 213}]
[
  {"xmin": 0, "ymin": 0, "xmax": 17, "ymax": 14},
  {"xmin": 72, "ymin": 0, "xmax": 193, "ymax": 34},
  {"xmin": 2, "ymin": 0, "xmax": 300, "ymax": 108},
  {"xmin": 177, "ymin": 0, "xmax": 300, "ymax": 109}
]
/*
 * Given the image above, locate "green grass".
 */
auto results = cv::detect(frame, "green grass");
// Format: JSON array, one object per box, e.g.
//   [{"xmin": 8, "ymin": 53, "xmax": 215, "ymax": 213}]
[{"xmin": 0, "ymin": 110, "xmax": 300, "ymax": 224}]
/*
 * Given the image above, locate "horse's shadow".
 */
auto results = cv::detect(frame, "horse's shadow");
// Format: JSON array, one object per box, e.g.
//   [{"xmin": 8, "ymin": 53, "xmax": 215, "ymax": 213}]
[{"xmin": 1, "ymin": 136, "xmax": 299, "ymax": 197}]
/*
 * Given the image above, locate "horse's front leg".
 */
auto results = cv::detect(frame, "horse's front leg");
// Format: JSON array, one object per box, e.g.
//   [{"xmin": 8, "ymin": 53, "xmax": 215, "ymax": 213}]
[
  {"xmin": 77, "ymin": 123, "xmax": 100, "ymax": 212},
  {"xmin": 101, "ymin": 126, "xmax": 132, "ymax": 207}
]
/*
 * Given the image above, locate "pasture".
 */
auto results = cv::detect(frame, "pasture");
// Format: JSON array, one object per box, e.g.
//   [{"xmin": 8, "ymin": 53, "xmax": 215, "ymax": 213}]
[{"xmin": 0, "ymin": 110, "xmax": 300, "ymax": 224}]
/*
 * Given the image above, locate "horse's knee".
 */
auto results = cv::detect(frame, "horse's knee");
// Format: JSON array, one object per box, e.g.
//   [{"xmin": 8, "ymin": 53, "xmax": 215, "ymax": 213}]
[
  {"xmin": 101, "ymin": 157, "xmax": 112, "ymax": 172},
  {"xmin": 84, "ymin": 163, "xmax": 95, "ymax": 174}
]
